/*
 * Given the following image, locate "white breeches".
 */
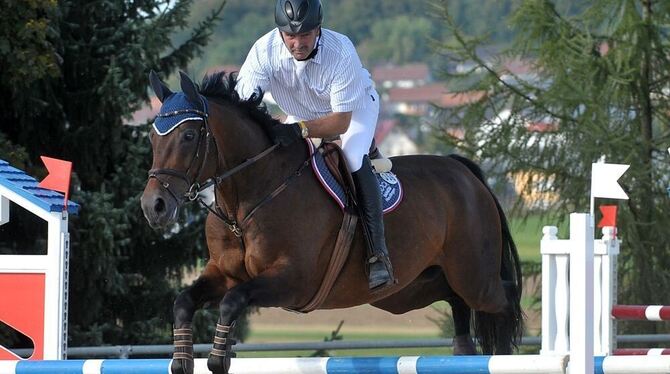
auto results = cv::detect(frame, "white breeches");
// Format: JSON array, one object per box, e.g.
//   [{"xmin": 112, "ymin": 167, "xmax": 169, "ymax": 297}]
[{"xmin": 286, "ymin": 89, "xmax": 380, "ymax": 172}]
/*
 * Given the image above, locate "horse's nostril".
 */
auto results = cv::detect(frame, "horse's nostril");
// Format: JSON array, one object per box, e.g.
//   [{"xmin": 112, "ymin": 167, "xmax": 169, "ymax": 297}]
[{"xmin": 154, "ymin": 197, "xmax": 166, "ymax": 214}]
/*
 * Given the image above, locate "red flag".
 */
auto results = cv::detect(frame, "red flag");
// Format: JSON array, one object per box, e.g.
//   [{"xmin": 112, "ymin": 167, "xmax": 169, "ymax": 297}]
[
  {"xmin": 597, "ymin": 205, "xmax": 618, "ymax": 228},
  {"xmin": 38, "ymin": 156, "xmax": 72, "ymax": 207}
]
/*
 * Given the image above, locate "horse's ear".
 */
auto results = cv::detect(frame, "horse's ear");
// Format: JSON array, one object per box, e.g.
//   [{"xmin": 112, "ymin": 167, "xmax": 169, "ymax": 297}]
[
  {"xmin": 179, "ymin": 71, "xmax": 203, "ymax": 111},
  {"xmin": 149, "ymin": 70, "xmax": 173, "ymax": 103}
]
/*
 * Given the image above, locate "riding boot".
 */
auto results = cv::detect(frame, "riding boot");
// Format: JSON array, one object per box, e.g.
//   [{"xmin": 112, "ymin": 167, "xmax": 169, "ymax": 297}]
[
  {"xmin": 352, "ymin": 155, "xmax": 394, "ymax": 290},
  {"xmin": 368, "ymin": 139, "xmax": 383, "ymax": 160}
]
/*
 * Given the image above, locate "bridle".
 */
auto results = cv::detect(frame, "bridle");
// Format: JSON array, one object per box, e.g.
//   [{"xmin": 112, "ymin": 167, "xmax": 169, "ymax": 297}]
[
  {"xmin": 148, "ymin": 108, "xmax": 213, "ymax": 204},
  {"xmin": 147, "ymin": 104, "xmax": 311, "ymax": 238}
]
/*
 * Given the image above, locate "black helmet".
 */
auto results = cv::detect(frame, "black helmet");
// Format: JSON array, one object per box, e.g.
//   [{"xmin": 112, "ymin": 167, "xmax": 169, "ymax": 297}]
[{"xmin": 275, "ymin": 0, "xmax": 322, "ymax": 34}]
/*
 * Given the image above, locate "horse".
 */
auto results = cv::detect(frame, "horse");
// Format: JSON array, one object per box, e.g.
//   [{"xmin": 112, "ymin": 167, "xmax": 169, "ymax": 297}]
[{"xmin": 140, "ymin": 71, "xmax": 524, "ymax": 374}]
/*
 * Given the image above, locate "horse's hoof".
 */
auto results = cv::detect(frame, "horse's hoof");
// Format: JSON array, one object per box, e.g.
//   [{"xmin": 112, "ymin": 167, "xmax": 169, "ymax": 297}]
[
  {"xmin": 171, "ymin": 358, "xmax": 194, "ymax": 374},
  {"xmin": 453, "ymin": 334, "xmax": 478, "ymax": 355},
  {"xmin": 207, "ymin": 353, "xmax": 232, "ymax": 374}
]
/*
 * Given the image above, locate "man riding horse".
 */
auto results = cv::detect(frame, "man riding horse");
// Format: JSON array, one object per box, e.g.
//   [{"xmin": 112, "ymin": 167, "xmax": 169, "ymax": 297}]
[{"xmin": 235, "ymin": 0, "xmax": 394, "ymax": 290}]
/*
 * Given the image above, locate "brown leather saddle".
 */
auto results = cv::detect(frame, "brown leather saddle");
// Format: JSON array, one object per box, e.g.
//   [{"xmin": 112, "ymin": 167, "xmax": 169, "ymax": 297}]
[{"xmin": 318, "ymin": 139, "xmax": 390, "ymax": 206}]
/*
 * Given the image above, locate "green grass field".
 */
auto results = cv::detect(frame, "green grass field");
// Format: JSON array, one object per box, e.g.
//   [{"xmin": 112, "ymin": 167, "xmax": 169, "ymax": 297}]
[
  {"xmin": 510, "ymin": 213, "xmax": 570, "ymax": 263},
  {"xmin": 239, "ymin": 328, "xmax": 451, "ymax": 358},
  {"xmin": 509, "ymin": 214, "xmax": 545, "ymax": 263}
]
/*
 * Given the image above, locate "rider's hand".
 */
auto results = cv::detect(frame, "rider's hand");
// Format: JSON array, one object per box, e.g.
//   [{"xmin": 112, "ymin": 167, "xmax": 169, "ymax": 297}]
[{"xmin": 271, "ymin": 122, "xmax": 302, "ymax": 147}]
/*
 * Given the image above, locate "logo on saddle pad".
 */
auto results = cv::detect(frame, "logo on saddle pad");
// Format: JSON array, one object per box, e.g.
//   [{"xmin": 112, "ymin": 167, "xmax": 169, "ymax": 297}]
[{"xmin": 307, "ymin": 140, "xmax": 403, "ymax": 213}]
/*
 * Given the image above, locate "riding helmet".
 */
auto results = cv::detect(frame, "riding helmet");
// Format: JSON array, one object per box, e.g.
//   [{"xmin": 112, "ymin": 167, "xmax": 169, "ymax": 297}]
[{"xmin": 275, "ymin": 0, "xmax": 322, "ymax": 34}]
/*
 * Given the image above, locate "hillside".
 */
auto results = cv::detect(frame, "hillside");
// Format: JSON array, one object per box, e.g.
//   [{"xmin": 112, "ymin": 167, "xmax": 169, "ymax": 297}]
[{"xmin": 179, "ymin": 0, "xmax": 588, "ymax": 78}]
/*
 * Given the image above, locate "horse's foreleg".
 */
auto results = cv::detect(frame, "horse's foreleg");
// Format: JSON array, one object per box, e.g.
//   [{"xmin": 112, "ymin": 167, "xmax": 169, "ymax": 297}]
[
  {"xmin": 207, "ymin": 284, "xmax": 250, "ymax": 374},
  {"xmin": 207, "ymin": 277, "xmax": 290, "ymax": 374},
  {"xmin": 172, "ymin": 271, "xmax": 225, "ymax": 374}
]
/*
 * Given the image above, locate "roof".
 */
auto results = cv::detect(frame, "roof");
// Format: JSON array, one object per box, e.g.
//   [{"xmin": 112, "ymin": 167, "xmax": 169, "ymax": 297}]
[
  {"xmin": 129, "ymin": 96, "xmax": 161, "ymax": 126},
  {"xmin": 501, "ymin": 58, "xmax": 534, "ymax": 76},
  {"xmin": 387, "ymin": 84, "xmax": 447, "ymax": 103},
  {"xmin": 372, "ymin": 63, "xmax": 430, "ymax": 82},
  {"xmin": 0, "ymin": 160, "xmax": 79, "ymax": 214},
  {"xmin": 387, "ymin": 84, "xmax": 485, "ymax": 107},
  {"xmin": 374, "ymin": 119, "xmax": 397, "ymax": 144}
]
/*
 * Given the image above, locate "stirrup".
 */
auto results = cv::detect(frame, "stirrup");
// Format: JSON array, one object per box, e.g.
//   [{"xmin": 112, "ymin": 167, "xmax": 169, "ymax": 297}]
[{"xmin": 368, "ymin": 254, "xmax": 395, "ymax": 290}]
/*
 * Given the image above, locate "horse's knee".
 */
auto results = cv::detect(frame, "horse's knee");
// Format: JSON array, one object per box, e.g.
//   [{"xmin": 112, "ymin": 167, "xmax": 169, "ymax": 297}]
[{"xmin": 174, "ymin": 290, "xmax": 196, "ymax": 325}]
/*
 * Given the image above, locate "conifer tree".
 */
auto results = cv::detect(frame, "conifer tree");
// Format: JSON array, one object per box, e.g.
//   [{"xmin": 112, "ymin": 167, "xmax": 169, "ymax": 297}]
[
  {"xmin": 0, "ymin": 0, "xmax": 229, "ymax": 346},
  {"xmin": 435, "ymin": 0, "xmax": 670, "ymax": 334}
]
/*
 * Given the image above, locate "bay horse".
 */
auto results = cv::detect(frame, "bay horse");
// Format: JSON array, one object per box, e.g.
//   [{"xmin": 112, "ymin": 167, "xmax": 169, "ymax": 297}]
[{"xmin": 140, "ymin": 71, "xmax": 523, "ymax": 374}]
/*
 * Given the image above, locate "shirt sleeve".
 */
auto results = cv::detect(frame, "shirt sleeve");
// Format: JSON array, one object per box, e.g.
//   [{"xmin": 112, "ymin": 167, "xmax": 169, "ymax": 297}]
[
  {"xmin": 329, "ymin": 50, "xmax": 368, "ymax": 113},
  {"xmin": 236, "ymin": 42, "xmax": 270, "ymax": 100}
]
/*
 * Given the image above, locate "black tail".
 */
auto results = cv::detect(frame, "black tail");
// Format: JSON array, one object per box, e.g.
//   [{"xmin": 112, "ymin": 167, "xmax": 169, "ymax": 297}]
[{"xmin": 448, "ymin": 154, "xmax": 524, "ymax": 354}]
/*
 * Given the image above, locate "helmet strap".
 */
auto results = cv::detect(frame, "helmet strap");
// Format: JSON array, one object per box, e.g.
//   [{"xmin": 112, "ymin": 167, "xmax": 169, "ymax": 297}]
[{"xmin": 296, "ymin": 28, "xmax": 321, "ymax": 61}]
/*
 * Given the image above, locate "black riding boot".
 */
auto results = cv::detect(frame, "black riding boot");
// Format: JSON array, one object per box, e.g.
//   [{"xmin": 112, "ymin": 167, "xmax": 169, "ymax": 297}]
[{"xmin": 352, "ymin": 155, "xmax": 394, "ymax": 290}]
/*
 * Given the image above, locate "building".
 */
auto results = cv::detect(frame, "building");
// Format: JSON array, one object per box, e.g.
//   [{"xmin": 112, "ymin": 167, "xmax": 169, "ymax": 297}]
[{"xmin": 372, "ymin": 63, "xmax": 431, "ymax": 90}]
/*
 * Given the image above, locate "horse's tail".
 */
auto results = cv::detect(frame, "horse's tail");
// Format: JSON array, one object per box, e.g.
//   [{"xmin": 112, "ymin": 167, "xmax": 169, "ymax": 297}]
[{"xmin": 448, "ymin": 154, "xmax": 524, "ymax": 354}]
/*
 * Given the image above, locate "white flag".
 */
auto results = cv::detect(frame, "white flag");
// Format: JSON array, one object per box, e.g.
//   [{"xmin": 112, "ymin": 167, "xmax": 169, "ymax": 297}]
[{"xmin": 591, "ymin": 163, "xmax": 629, "ymax": 200}]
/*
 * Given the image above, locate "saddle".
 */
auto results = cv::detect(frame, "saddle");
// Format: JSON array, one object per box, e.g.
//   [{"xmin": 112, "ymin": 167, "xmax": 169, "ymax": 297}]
[
  {"xmin": 320, "ymin": 141, "xmax": 392, "ymax": 196},
  {"xmin": 320, "ymin": 142, "xmax": 357, "ymax": 205},
  {"xmin": 313, "ymin": 140, "xmax": 400, "ymax": 212}
]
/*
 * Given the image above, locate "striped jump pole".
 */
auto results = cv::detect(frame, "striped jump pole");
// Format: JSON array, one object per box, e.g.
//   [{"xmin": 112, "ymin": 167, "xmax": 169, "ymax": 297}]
[
  {"xmin": 613, "ymin": 348, "xmax": 670, "ymax": 356},
  {"xmin": 595, "ymin": 355, "xmax": 670, "ymax": 373},
  {"xmin": 611, "ymin": 305, "xmax": 670, "ymax": 355},
  {"xmin": 0, "ymin": 355, "xmax": 569, "ymax": 374},
  {"xmin": 3, "ymin": 355, "xmax": 670, "ymax": 374},
  {"xmin": 611, "ymin": 305, "xmax": 670, "ymax": 321}
]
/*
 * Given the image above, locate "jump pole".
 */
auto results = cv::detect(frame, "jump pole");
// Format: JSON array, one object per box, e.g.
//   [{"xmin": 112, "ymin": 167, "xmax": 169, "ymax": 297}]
[{"xmin": 0, "ymin": 355, "xmax": 569, "ymax": 374}]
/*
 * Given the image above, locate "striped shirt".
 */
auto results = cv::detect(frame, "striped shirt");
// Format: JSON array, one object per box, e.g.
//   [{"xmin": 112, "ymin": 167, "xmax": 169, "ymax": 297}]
[{"xmin": 236, "ymin": 28, "xmax": 374, "ymax": 121}]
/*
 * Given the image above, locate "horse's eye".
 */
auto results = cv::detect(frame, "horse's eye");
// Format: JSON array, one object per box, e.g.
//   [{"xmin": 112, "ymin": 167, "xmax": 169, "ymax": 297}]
[{"xmin": 183, "ymin": 130, "xmax": 197, "ymax": 142}]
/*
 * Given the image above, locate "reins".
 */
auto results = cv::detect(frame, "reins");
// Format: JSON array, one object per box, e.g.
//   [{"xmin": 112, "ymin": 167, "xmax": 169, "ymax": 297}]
[{"xmin": 148, "ymin": 105, "xmax": 311, "ymax": 238}]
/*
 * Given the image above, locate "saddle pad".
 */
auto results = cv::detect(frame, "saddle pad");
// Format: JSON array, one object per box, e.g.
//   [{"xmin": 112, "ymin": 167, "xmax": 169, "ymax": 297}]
[{"xmin": 306, "ymin": 140, "xmax": 403, "ymax": 213}]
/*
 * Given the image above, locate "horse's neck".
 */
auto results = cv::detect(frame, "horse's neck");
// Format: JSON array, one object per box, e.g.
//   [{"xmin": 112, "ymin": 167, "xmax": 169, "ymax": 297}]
[{"xmin": 209, "ymin": 103, "xmax": 308, "ymax": 213}]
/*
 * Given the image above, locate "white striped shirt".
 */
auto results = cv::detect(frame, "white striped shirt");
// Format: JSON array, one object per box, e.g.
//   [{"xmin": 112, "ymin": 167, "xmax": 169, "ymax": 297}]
[{"xmin": 236, "ymin": 28, "xmax": 374, "ymax": 121}]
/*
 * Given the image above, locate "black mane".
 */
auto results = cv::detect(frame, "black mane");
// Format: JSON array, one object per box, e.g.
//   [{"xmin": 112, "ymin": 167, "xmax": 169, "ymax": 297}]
[{"xmin": 199, "ymin": 71, "xmax": 280, "ymax": 132}]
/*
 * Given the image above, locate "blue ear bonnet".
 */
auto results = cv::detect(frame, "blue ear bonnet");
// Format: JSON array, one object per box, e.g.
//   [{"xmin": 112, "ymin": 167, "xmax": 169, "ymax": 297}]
[{"xmin": 153, "ymin": 92, "xmax": 208, "ymax": 136}]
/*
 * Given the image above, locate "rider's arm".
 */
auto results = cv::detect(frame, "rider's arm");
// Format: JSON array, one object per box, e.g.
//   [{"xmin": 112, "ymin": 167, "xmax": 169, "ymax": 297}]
[
  {"xmin": 301, "ymin": 48, "xmax": 366, "ymax": 138},
  {"xmin": 302, "ymin": 111, "xmax": 352, "ymax": 138}
]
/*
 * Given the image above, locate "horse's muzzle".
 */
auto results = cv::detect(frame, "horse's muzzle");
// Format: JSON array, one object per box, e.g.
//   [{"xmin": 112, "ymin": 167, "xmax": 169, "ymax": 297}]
[{"xmin": 141, "ymin": 184, "xmax": 179, "ymax": 229}]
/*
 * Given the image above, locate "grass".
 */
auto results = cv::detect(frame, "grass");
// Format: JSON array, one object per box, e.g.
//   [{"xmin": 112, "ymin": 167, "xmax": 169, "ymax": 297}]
[
  {"xmin": 236, "ymin": 347, "xmax": 453, "ymax": 358},
  {"xmin": 509, "ymin": 214, "xmax": 545, "ymax": 263},
  {"xmin": 239, "ymin": 327, "xmax": 450, "ymax": 358}
]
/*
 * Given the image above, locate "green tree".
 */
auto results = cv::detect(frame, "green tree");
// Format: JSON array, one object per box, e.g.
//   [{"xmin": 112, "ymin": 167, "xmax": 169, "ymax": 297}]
[
  {"xmin": 0, "ymin": 0, "xmax": 230, "ymax": 346},
  {"xmin": 434, "ymin": 0, "xmax": 670, "ymax": 334},
  {"xmin": 359, "ymin": 16, "xmax": 433, "ymax": 65}
]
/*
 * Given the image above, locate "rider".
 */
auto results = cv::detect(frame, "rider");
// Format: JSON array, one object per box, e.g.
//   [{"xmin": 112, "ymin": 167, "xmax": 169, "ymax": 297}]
[{"xmin": 235, "ymin": 0, "xmax": 394, "ymax": 290}]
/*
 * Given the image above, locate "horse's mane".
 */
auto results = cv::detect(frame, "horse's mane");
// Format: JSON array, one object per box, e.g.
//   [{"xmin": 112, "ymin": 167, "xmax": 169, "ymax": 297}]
[{"xmin": 199, "ymin": 71, "xmax": 280, "ymax": 134}]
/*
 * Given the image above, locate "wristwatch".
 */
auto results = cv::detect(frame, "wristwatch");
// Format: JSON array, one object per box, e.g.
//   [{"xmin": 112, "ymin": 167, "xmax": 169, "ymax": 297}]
[{"xmin": 298, "ymin": 121, "xmax": 309, "ymax": 138}]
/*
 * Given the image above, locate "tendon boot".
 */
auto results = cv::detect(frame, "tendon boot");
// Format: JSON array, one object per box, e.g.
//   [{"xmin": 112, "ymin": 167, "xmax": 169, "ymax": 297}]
[{"xmin": 352, "ymin": 155, "xmax": 394, "ymax": 290}]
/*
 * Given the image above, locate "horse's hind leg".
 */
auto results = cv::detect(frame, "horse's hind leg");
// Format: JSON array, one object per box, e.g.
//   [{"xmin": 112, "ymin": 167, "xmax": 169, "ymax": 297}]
[
  {"xmin": 172, "ymin": 267, "xmax": 226, "ymax": 374},
  {"xmin": 472, "ymin": 280, "xmax": 523, "ymax": 355},
  {"xmin": 448, "ymin": 296, "xmax": 477, "ymax": 355}
]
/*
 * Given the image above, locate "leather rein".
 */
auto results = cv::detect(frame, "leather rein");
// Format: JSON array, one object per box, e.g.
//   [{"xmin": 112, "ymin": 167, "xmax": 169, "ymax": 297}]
[{"xmin": 148, "ymin": 108, "xmax": 311, "ymax": 237}]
